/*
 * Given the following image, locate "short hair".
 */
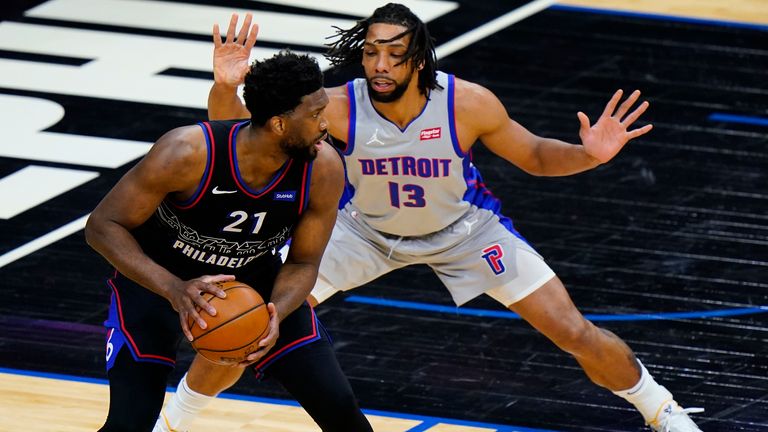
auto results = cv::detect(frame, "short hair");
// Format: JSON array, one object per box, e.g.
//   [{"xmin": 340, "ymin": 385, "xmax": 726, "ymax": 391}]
[
  {"xmin": 243, "ymin": 51, "xmax": 324, "ymax": 126},
  {"xmin": 325, "ymin": 3, "xmax": 440, "ymax": 95}
]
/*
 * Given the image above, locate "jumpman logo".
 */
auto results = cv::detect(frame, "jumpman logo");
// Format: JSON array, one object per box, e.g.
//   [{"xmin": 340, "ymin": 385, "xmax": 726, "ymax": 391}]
[
  {"xmin": 366, "ymin": 128, "xmax": 385, "ymax": 146},
  {"xmin": 463, "ymin": 218, "xmax": 478, "ymax": 235}
]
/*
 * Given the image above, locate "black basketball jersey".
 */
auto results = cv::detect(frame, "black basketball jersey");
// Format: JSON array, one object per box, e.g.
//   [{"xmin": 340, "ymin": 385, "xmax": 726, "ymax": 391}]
[{"xmin": 132, "ymin": 120, "xmax": 312, "ymax": 289}]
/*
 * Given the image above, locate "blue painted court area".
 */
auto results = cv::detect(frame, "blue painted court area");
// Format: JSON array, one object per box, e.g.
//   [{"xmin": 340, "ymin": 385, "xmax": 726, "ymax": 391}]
[
  {"xmin": 345, "ymin": 295, "xmax": 768, "ymax": 322},
  {"xmin": 0, "ymin": 367, "xmax": 558, "ymax": 432}
]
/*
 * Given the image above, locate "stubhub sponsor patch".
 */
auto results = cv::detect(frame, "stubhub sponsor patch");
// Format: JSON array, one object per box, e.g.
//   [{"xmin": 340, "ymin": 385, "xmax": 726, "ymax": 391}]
[{"xmin": 274, "ymin": 190, "xmax": 297, "ymax": 201}]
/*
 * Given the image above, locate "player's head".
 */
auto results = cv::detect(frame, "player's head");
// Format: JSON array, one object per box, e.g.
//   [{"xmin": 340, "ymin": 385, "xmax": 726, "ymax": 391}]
[
  {"xmin": 326, "ymin": 3, "xmax": 439, "ymax": 102},
  {"xmin": 244, "ymin": 51, "xmax": 328, "ymax": 160}
]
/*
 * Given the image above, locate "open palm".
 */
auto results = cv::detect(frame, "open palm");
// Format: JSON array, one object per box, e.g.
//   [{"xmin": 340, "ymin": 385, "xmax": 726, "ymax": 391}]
[
  {"xmin": 578, "ymin": 89, "xmax": 653, "ymax": 163},
  {"xmin": 212, "ymin": 13, "xmax": 258, "ymax": 87}
]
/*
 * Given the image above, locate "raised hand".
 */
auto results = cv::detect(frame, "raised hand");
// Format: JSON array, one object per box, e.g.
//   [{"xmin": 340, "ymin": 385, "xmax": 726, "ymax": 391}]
[
  {"xmin": 166, "ymin": 274, "xmax": 233, "ymax": 342},
  {"xmin": 577, "ymin": 89, "xmax": 653, "ymax": 164},
  {"xmin": 213, "ymin": 13, "xmax": 259, "ymax": 88}
]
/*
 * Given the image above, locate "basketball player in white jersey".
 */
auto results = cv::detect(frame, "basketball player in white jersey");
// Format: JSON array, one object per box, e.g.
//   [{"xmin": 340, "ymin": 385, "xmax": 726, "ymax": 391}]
[{"xmin": 158, "ymin": 6, "xmax": 704, "ymax": 431}]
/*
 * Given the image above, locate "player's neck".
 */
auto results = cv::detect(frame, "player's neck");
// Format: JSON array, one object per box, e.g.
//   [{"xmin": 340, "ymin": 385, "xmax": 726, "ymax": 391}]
[
  {"xmin": 235, "ymin": 126, "xmax": 289, "ymax": 188},
  {"xmin": 371, "ymin": 84, "xmax": 427, "ymax": 130}
]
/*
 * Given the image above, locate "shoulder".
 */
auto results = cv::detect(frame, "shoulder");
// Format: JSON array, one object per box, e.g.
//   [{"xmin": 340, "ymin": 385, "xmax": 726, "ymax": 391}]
[
  {"xmin": 308, "ymin": 142, "xmax": 344, "ymax": 199},
  {"xmin": 138, "ymin": 125, "xmax": 208, "ymax": 187},
  {"xmin": 452, "ymin": 77, "xmax": 508, "ymax": 132},
  {"xmin": 453, "ymin": 77, "xmax": 503, "ymax": 114},
  {"xmin": 149, "ymin": 125, "xmax": 206, "ymax": 163},
  {"xmin": 323, "ymin": 85, "xmax": 352, "ymax": 139},
  {"xmin": 324, "ymin": 85, "xmax": 350, "ymax": 114}
]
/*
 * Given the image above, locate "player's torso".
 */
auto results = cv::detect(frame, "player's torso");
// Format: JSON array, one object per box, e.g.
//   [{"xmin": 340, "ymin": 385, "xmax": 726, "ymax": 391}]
[
  {"xmin": 342, "ymin": 71, "xmax": 470, "ymax": 236},
  {"xmin": 133, "ymin": 120, "xmax": 312, "ymax": 280}
]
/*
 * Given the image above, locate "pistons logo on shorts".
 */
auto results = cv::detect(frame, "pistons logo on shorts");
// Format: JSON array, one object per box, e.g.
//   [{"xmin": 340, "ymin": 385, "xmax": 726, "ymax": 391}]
[{"xmin": 481, "ymin": 244, "xmax": 506, "ymax": 275}]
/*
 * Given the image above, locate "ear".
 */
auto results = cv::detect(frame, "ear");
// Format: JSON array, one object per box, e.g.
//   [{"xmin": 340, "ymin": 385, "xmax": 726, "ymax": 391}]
[
  {"xmin": 269, "ymin": 116, "xmax": 285, "ymax": 135},
  {"xmin": 417, "ymin": 60, "xmax": 425, "ymax": 71}
]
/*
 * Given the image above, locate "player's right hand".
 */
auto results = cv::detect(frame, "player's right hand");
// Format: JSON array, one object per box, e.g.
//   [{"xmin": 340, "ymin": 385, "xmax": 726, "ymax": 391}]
[
  {"xmin": 167, "ymin": 274, "xmax": 233, "ymax": 342},
  {"xmin": 213, "ymin": 13, "xmax": 258, "ymax": 88}
]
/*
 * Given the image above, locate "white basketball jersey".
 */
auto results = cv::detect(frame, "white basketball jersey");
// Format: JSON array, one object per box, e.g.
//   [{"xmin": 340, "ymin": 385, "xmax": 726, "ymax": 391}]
[{"xmin": 341, "ymin": 72, "xmax": 499, "ymax": 237}]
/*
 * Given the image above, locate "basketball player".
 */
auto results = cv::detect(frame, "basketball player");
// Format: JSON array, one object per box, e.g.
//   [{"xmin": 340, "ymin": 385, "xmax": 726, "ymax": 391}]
[
  {"xmin": 85, "ymin": 51, "xmax": 372, "ymax": 432},
  {"xmin": 163, "ymin": 6, "xmax": 704, "ymax": 431}
]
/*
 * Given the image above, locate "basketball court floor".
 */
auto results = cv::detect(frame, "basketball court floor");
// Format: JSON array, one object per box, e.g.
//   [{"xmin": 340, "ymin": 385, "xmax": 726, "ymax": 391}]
[{"xmin": 0, "ymin": 0, "xmax": 766, "ymax": 431}]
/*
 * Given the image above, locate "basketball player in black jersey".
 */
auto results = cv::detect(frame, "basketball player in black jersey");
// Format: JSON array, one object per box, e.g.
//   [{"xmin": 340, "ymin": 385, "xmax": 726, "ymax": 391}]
[{"xmin": 85, "ymin": 51, "xmax": 372, "ymax": 431}]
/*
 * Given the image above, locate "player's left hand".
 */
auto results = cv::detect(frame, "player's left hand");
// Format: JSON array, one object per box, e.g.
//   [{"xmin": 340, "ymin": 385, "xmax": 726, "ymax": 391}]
[
  {"xmin": 234, "ymin": 302, "xmax": 279, "ymax": 366},
  {"xmin": 577, "ymin": 89, "xmax": 653, "ymax": 164}
]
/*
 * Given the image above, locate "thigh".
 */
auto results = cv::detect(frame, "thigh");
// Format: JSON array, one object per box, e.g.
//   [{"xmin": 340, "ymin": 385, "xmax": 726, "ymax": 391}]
[
  {"xmin": 267, "ymin": 326, "xmax": 372, "ymax": 432},
  {"xmin": 316, "ymin": 207, "xmax": 404, "ymax": 293},
  {"xmin": 99, "ymin": 348, "xmax": 172, "ymax": 432},
  {"xmin": 429, "ymin": 209, "xmax": 554, "ymax": 306}
]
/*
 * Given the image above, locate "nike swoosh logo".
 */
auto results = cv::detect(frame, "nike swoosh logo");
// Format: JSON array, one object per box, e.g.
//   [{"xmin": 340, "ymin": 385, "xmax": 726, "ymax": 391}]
[{"xmin": 212, "ymin": 186, "xmax": 237, "ymax": 195}]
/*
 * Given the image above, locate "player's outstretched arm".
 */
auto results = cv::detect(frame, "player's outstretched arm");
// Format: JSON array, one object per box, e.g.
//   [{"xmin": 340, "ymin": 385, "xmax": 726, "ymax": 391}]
[
  {"xmin": 460, "ymin": 79, "xmax": 652, "ymax": 176},
  {"xmin": 208, "ymin": 13, "xmax": 258, "ymax": 120},
  {"xmin": 84, "ymin": 127, "xmax": 229, "ymax": 341}
]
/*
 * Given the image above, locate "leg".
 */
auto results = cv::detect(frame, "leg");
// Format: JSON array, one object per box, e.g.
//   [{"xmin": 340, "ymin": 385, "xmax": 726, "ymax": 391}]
[
  {"xmin": 153, "ymin": 355, "xmax": 246, "ymax": 431},
  {"xmin": 503, "ymin": 277, "xmax": 703, "ymax": 430},
  {"xmin": 185, "ymin": 354, "xmax": 245, "ymax": 395},
  {"xmin": 267, "ymin": 327, "xmax": 372, "ymax": 432},
  {"xmin": 310, "ymin": 206, "xmax": 406, "ymax": 305},
  {"xmin": 100, "ymin": 348, "xmax": 172, "ymax": 432},
  {"xmin": 508, "ymin": 276, "xmax": 640, "ymax": 389}
]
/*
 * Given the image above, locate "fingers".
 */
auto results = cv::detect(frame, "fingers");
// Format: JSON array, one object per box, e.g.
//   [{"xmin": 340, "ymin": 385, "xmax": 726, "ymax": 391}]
[
  {"xmin": 614, "ymin": 89, "xmax": 641, "ymax": 120},
  {"xmin": 198, "ymin": 274, "xmax": 234, "ymax": 298},
  {"xmin": 245, "ymin": 23, "xmax": 259, "ymax": 50},
  {"xmin": 192, "ymin": 291, "xmax": 217, "ymax": 317},
  {"xmin": 179, "ymin": 314, "xmax": 194, "ymax": 342},
  {"xmin": 577, "ymin": 111, "xmax": 590, "ymax": 131},
  {"xmin": 182, "ymin": 308, "xmax": 209, "ymax": 340},
  {"xmin": 212, "ymin": 23, "xmax": 222, "ymax": 48},
  {"xmin": 237, "ymin": 13, "xmax": 252, "ymax": 45},
  {"xmin": 627, "ymin": 124, "xmax": 653, "ymax": 140},
  {"xmin": 601, "ymin": 89, "xmax": 623, "ymax": 118},
  {"xmin": 226, "ymin": 13, "xmax": 238, "ymax": 43},
  {"xmin": 621, "ymin": 100, "xmax": 649, "ymax": 126}
]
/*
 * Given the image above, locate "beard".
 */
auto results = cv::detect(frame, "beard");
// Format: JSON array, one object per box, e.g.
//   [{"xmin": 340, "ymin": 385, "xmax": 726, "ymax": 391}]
[
  {"xmin": 280, "ymin": 131, "xmax": 326, "ymax": 161},
  {"xmin": 367, "ymin": 74, "xmax": 412, "ymax": 103}
]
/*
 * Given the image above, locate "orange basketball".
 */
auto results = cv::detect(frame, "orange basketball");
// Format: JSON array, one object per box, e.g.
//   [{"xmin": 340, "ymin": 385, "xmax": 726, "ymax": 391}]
[{"xmin": 188, "ymin": 280, "xmax": 270, "ymax": 365}]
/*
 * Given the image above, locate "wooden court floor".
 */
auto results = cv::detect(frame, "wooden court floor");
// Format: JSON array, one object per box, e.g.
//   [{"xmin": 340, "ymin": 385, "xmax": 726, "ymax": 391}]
[{"xmin": 0, "ymin": 0, "xmax": 766, "ymax": 431}]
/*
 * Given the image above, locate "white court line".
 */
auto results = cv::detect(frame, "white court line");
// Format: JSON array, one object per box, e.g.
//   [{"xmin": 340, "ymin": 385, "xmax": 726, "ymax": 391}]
[
  {"xmin": 1, "ymin": 1, "xmax": 556, "ymax": 269},
  {"xmin": 0, "ymin": 214, "xmax": 89, "ymax": 268},
  {"xmin": 436, "ymin": 0, "xmax": 557, "ymax": 59}
]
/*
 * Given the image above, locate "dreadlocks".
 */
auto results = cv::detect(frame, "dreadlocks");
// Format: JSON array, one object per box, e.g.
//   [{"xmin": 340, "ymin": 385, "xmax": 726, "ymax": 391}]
[{"xmin": 326, "ymin": 3, "xmax": 440, "ymax": 95}]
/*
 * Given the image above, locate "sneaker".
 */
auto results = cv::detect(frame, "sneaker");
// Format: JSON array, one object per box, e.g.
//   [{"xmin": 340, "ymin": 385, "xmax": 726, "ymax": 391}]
[{"xmin": 649, "ymin": 401, "xmax": 704, "ymax": 432}]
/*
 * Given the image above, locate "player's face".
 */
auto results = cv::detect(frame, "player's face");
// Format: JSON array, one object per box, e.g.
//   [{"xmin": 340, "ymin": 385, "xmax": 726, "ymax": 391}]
[
  {"xmin": 281, "ymin": 88, "xmax": 329, "ymax": 161},
  {"xmin": 362, "ymin": 23, "xmax": 419, "ymax": 103}
]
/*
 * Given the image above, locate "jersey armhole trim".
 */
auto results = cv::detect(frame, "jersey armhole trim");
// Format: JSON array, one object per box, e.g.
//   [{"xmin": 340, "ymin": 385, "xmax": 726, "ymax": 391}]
[
  {"xmin": 447, "ymin": 74, "xmax": 467, "ymax": 158},
  {"xmin": 171, "ymin": 122, "xmax": 215, "ymax": 209},
  {"xmin": 344, "ymin": 81, "xmax": 356, "ymax": 156}
]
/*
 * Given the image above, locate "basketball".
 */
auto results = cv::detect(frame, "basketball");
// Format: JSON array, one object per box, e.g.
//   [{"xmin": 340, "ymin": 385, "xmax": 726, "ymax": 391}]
[{"xmin": 188, "ymin": 280, "xmax": 270, "ymax": 365}]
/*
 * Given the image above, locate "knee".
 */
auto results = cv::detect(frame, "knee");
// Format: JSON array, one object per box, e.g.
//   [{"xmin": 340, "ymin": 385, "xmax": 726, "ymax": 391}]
[{"xmin": 550, "ymin": 316, "xmax": 600, "ymax": 355}]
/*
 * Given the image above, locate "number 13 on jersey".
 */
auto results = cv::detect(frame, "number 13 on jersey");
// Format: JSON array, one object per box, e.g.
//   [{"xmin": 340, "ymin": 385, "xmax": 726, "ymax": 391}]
[{"xmin": 388, "ymin": 182, "xmax": 426, "ymax": 208}]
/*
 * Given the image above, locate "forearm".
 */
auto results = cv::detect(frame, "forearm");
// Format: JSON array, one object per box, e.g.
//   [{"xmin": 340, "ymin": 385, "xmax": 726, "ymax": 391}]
[
  {"xmin": 85, "ymin": 219, "xmax": 180, "ymax": 298},
  {"xmin": 530, "ymin": 137, "xmax": 602, "ymax": 176},
  {"xmin": 269, "ymin": 262, "xmax": 318, "ymax": 321},
  {"xmin": 208, "ymin": 82, "xmax": 249, "ymax": 120}
]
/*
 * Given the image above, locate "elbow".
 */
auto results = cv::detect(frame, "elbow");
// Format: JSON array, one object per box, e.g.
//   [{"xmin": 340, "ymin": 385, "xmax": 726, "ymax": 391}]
[{"xmin": 84, "ymin": 214, "xmax": 106, "ymax": 251}]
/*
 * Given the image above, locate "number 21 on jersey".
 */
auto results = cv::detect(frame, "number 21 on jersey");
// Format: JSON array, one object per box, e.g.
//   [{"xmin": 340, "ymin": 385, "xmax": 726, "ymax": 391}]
[{"xmin": 223, "ymin": 211, "xmax": 267, "ymax": 234}]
